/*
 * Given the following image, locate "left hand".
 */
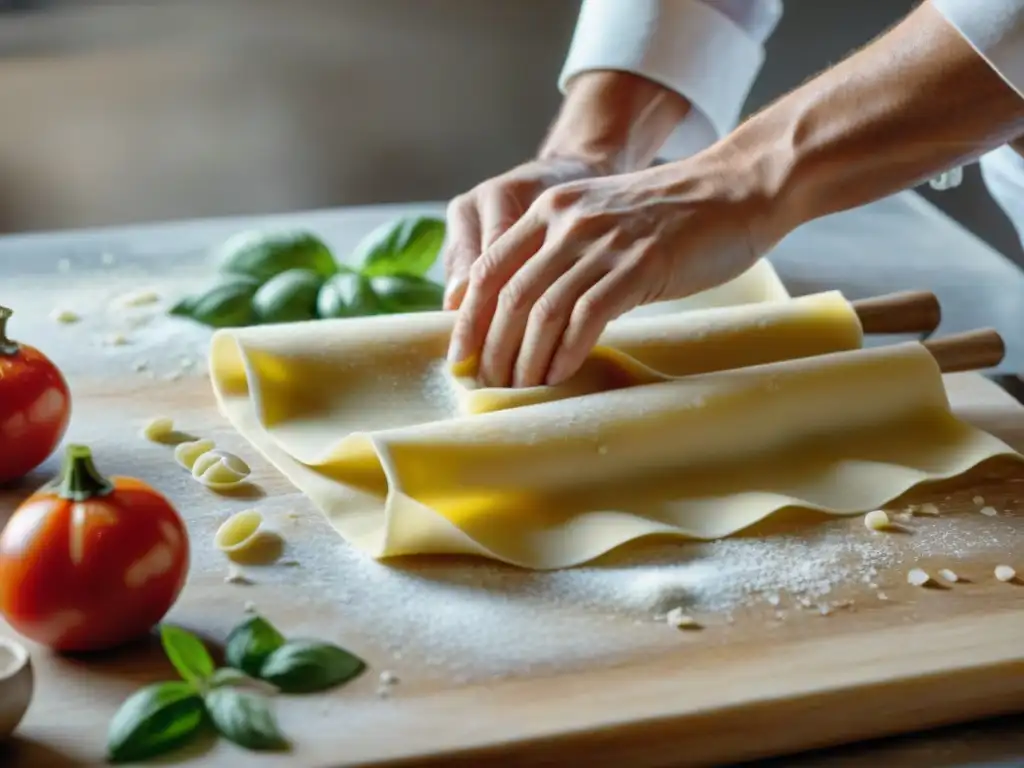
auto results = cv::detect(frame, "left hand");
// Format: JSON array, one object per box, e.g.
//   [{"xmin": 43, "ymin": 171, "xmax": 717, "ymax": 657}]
[{"xmin": 446, "ymin": 157, "xmax": 774, "ymax": 388}]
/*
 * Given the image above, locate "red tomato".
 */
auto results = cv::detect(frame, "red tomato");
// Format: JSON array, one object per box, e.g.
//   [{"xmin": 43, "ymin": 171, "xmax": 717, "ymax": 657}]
[
  {"xmin": 0, "ymin": 305, "xmax": 72, "ymax": 483},
  {"xmin": 0, "ymin": 444, "xmax": 190, "ymax": 652}
]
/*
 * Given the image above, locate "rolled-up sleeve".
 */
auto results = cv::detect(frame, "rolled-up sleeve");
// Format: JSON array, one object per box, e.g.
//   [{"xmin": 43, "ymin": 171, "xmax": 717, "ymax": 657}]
[
  {"xmin": 932, "ymin": 0, "xmax": 1024, "ymax": 99},
  {"xmin": 558, "ymin": 0, "xmax": 783, "ymax": 159}
]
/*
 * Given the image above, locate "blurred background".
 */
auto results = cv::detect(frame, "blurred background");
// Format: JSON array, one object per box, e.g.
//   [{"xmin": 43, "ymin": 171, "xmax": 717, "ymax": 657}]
[{"xmin": 1, "ymin": 0, "xmax": 1021, "ymax": 268}]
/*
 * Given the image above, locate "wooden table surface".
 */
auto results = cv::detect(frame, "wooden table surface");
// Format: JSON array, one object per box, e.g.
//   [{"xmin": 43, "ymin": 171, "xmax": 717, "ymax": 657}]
[{"xmin": 0, "ymin": 205, "xmax": 1023, "ymax": 768}]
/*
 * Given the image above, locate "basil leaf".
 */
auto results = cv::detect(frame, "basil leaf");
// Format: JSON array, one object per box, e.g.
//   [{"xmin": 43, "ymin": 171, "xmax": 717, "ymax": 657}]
[
  {"xmin": 355, "ymin": 216, "xmax": 445, "ymax": 278},
  {"xmin": 252, "ymin": 268, "xmax": 323, "ymax": 324},
  {"xmin": 216, "ymin": 229, "xmax": 338, "ymax": 281},
  {"xmin": 160, "ymin": 625, "xmax": 215, "ymax": 686},
  {"xmin": 107, "ymin": 681, "xmax": 204, "ymax": 764},
  {"xmin": 369, "ymin": 275, "xmax": 444, "ymax": 314},
  {"xmin": 316, "ymin": 272, "xmax": 381, "ymax": 318},
  {"xmin": 169, "ymin": 278, "xmax": 259, "ymax": 328},
  {"xmin": 204, "ymin": 688, "xmax": 289, "ymax": 752},
  {"xmin": 225, "ymin": 616, "xmax": 286, "ymax": 677},
  {"xmin": 209, "ymin": 667, "xmax": 256, "ymax": 688},
  {"xmin": 259, "ymin": 639, "xmax": 366, "ymax": 693}
]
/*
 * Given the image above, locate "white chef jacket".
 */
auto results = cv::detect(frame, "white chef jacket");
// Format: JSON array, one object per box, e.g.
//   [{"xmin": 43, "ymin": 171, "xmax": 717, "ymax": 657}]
[{"xmin": 558, "ymin": 0, "xmax": 1024, "ymax": 246}]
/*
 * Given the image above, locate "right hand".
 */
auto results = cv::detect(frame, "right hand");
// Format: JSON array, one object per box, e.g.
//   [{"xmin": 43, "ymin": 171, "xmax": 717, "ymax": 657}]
[{"xmin": 442, "ymin": 157, "xmax": 606, "ymax": 309}]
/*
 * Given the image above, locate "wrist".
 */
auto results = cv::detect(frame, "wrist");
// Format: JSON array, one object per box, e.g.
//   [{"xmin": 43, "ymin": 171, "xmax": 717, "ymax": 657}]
[{"xmin": 539, "ymin": 70, "xmax": 690, "ymax": 175}]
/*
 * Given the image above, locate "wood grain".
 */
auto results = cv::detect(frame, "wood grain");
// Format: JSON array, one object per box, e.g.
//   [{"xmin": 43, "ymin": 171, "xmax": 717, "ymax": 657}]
[
  {"xmin": 1, "ymin": 370, "xmax": 1024, "ymax": 768},
  {"xmin": 852, "ymin": 290, "xmax": 941, "ymax": 335}
]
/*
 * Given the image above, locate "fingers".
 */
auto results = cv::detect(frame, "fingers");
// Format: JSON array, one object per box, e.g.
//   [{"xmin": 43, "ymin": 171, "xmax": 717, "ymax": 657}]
[
  {"xmin": 476, "ymin": 240, "xmax": 601, "ymax": 388},
  {"xmin": 545, "ymin": 263, "xmax": 647, "ymax": 386},
  {"xmin": 446, "ymin": 213, "xmax": 545, "ymax": 370},
  {"xmin": 509, "ymin": 251, "xmax": 610, "ymax": 388},
  {"xmin": 442, "ymin": 196, "xmax": 480, "ymax": 310}
]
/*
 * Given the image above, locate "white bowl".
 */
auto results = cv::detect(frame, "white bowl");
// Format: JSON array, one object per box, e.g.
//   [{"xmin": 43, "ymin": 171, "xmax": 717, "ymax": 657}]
[{"xmin": 0, "ymin": 636, "xmax": 32, "ymax": 741}]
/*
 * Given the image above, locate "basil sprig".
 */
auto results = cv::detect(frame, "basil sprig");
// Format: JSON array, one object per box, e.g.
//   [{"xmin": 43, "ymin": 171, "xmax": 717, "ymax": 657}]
[
  {"xmin": 107, "ymin": 617, "xmax": 367, "ymax": 763},
  {"xmin": 171, "ymin": 214, "xmax": 447, "ymax": 329}
]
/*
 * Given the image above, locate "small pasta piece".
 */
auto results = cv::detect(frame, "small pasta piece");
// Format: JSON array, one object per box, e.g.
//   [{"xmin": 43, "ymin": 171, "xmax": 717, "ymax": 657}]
[
  {"xmin": 192, "ymin": 450, "xmax": 251, "ymax": 490},
  {"xmin": 50, "ymin": 308, "xmax": 81, "ymax": 324},
  {"xmin": 142, "ymin": 417, "xmax": 175, "ymax": 443},
  {"xmin": 174, "ymin": 438, "xmax": 216, "ymax": 470},
  {"xmin": 215, "ymin": 509, "xmax": 264, "ymax": 556},
  {"xmin": 118, "ymin": 288, "xmax": 161, "ymax": 308},
  {"xmin": 863, "ymin": 510, "xmax": 891, "ymax": 532}
]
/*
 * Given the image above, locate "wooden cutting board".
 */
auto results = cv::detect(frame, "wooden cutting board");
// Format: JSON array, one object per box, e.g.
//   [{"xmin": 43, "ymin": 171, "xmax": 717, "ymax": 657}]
[{"xmin": 1, "ymin": 352, "xmax": 1024, "ymax": 767}]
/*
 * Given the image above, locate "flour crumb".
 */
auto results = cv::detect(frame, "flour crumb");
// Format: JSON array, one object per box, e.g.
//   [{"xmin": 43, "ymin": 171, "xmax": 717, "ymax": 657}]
[
  {"xmin": 995, "ymin": 565, "xmax": 1017, "ymax": 583},
  {"xmin": 243, "ymin": 600, "xmax": 257, "ymax": 613},
  {"xmin": 937, "ymin": 568, "xmax": 959, "ymax": 584},
  {"xmin": 973, "ymin": 495, "xmax": 986, "ymax": 506},
  {"xmin": 980, "ymin": 506, "xmax": 999, "ymax": 517},
  {"xmin": 666, "ymin": 607, "xmax": 701, "ymax": 630},
  {"xmin": 917, "ymin": 503, "xmax": 940, "ymax": 516},
  {"xmin": 907, "ymin": 568, "xmax": 932, "ymax": 587},
  {"xmin": 377, "ymin": 670, "xmax": 399, "ymax": 698},
  {"xmin": 877, "ymin": 591, "xmax": 889, "ymax": 601},
  {"xmin": 766, "ymin": 593, "xmax": 781, "ymax": 606}
]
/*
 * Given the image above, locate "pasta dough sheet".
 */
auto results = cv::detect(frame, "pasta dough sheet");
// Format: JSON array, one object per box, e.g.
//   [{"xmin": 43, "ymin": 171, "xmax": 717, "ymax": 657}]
[
  {"xmin": 455, "ymin": 290, "xmax": 862, "ymax": 414},
  {"xmin": 209, "ymin": 272, "xmax": 1022, "ymax": 569}
]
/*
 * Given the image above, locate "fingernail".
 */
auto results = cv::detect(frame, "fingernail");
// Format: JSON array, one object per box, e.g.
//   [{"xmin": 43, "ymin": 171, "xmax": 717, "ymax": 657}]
[
  {"xmin": 545, "ymin": 354, "xmax": 568, "ymax": 387},
  {"xmin": 447, "ymin": 336, "xmax": 467, "ymax": 364},
  {"xmin": 444, "ymin": 277, "xmax": 468, "ymax": 310}
]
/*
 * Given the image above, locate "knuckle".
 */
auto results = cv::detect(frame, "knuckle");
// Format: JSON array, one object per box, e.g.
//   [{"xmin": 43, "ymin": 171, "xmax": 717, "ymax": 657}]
[
  {"xmin": 446, "ymin": 194, "xmax": 473, "ymax": 220},
  {"xmin": 467, "ymin": 255, "xmax": 496, "ymax": 290},
  {"xmin": 497, "ymin": 278, "xmax": 534, "ymax": 313},
  {"xmin": 531, "ymin": 292, "xmax": 567, "ymax": 327}
]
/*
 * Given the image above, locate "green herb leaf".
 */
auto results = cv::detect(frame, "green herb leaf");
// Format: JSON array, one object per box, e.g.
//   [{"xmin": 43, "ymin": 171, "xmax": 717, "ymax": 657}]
[
  {"xmin": 169, "ymin": 278, "xmax": 259, "ymax": 328},
  {"xmin": 355, "ymin": 216, "xmax": 445, "ymax": 278},
  {"xmin": 209, "ymin": 667, "xmax": 256, "ymax": 688},
  {"xmin": 107, "ymin": 681, "xmax": 205, "ymax": 764},
  {"xmin": 259, "ymin": 639, "xmax": 366, "ymax": 694},
  {"xmin": 216, "ymin": 230, "xmax": 338, "ymax": 281},
  {"xmin": 316, "ymin": 272, "xmax": 381, "ymax": 319},
  {"xmin": 369, "ymin": 275, "xmax": 445, "ymax": 314},
  {"xmin": 160, "ymin": 625, "xmax": 215, "ymax": 686},
  {"xmin": 252, "ymin": 268, "xmax": 323, "ymax": 324},
  {"xmin": 204, "ymin": 688, "xmax": 289, "ymax": 752},
  {"xmin": 225, "ymin": 616, "xmax": 286, "ymax": 677}
]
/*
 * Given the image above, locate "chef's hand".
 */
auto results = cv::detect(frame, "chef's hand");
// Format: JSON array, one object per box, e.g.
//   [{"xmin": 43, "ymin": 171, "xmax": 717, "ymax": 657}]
[
  {"xmin": 442, "ymin": 157, "xmax": 604, "ymax": 310},
  {"xmin": 446, "ymin": 154, "xmax": 775, "ymax": 388}
]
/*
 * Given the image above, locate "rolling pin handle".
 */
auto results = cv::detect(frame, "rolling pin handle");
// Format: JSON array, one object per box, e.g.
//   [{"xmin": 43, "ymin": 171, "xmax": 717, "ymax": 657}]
[
  {"xmin": 923, "ymin": 329, "xmax": 1005, "ymax": 373},
  {"xmin": 851, "ymin": 291, "xmax": 942, "ymax": 335}
]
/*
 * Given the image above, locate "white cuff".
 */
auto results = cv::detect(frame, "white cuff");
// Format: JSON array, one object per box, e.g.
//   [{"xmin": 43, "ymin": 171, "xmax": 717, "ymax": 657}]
[
  {"xmin": 932, "ymin": 0, "xmax": 1024, "ymax": 100},
  {"xmin": 558, "ymin": 0, "xmax": 768, "ymax": 159}
]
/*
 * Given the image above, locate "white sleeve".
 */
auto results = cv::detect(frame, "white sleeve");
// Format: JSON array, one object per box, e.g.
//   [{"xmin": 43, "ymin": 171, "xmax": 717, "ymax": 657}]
[
  {"xmin": 558, "ymin": 0, "xmax": 783, "ymax": 159},
  {"xmin": 932, "ymin": 0, "xmax": 1024, "ymax": 100}
]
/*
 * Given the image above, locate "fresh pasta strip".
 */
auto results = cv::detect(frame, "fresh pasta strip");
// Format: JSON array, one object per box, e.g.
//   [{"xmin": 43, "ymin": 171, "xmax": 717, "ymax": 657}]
[{"xmin": 208, "ymin": 261, "xmax": 1022, "ymax": 569}]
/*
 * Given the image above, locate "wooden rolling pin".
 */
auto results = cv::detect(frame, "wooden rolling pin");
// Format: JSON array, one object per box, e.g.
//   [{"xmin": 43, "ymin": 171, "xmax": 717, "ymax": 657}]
[
  {"xmin": 851, "ymin": 291, "xmax": 941, "ymax": 335},
  {"xmin": 924, "ymin": 329, "xmax": 1005, "ymax": 372}
]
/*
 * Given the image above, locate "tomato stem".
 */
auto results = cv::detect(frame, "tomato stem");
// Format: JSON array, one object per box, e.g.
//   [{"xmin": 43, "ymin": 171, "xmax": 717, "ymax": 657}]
[
  {"xmin": 57, "ymin": 444, "xmax": 114, "ymax": 501},
  {"xmin": 0, "ymin": 306, "xmax": 19, "ymax": 356}
]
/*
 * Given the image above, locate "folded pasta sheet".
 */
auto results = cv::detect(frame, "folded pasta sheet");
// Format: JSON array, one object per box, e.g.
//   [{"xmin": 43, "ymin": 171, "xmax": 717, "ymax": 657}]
[{"xmin": 209, "ymin": 272, "xmax": 1021, "ymax": 569}]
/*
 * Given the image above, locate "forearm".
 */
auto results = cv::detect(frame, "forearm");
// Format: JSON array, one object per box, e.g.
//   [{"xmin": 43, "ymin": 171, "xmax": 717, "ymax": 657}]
[
  {"xmin": 720, "ymin": 1, "xmax": 1024, "ymax": 246},
  {"xmin": 539, "ymin": 71, "xmax": 691, "ymax": 174}
]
